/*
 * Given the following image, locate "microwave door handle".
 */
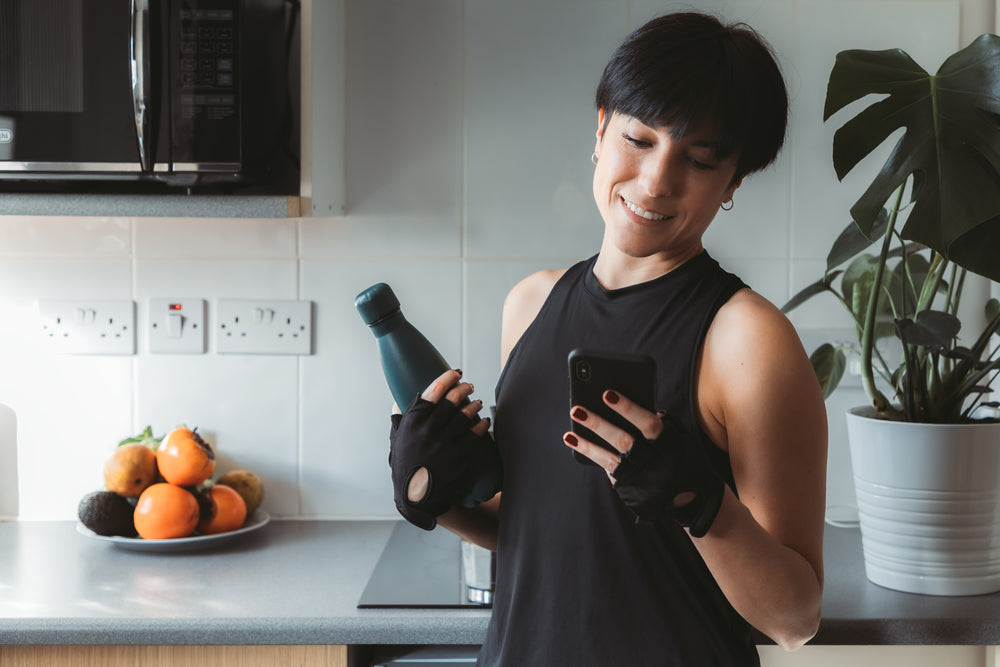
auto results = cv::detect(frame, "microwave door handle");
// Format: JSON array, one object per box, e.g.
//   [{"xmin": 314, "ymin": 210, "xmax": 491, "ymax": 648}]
[{"xmin": 130, "ymin": 0, "xmax": 151, "ymax": 172}]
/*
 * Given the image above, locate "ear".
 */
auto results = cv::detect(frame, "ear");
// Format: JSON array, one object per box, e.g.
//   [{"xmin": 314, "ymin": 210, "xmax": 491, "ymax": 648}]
[{"xmin": 725, "ymin": 174, "xmax": 745, "ymax": 200}]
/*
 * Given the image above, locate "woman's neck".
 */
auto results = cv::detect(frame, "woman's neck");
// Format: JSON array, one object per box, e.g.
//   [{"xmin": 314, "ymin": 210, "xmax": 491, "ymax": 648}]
[{"xmin": 592, "ymin": 239, "xmax": 704, "ymax": 290}]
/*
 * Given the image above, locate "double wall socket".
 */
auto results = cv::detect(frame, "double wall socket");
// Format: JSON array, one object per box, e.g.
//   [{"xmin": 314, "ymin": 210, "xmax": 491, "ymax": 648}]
[
  {"xmin": 216, "ymin": 299, "xmax": 313, "ymax": 355},
  {"xmin": 38, "ymin": 300, "xmax": 136, "ymax": 355}
]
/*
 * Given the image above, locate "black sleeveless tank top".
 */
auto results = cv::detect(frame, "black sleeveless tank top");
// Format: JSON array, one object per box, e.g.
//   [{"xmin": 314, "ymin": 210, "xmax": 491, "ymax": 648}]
[{"xmin": 477, "ymin": 251, "xmax": 758, "ymax": 666}]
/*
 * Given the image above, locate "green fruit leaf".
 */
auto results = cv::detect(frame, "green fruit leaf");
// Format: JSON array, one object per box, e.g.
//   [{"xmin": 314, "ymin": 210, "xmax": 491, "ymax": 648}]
[
  {"xmin": 117, "ymin": 425, "xmax": 162, "ymax": 451},
  {"xmin": 824, "ymin": 34, "xmax": 1000, "ymax": 282}
]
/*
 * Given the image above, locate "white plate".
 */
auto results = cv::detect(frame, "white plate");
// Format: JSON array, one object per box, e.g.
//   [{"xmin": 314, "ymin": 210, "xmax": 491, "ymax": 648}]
[{"xmin": 76, "ymin": 511, "xmax": 270, "ymax": 552}]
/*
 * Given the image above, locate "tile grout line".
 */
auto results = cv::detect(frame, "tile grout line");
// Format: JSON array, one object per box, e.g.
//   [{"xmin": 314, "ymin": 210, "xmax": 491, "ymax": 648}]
[
  {"xmin": 460, "ymin": 0, "xmax": 469, "ymax": 372},
  {"xmin": 131, "ymin": 218, "xmax": 139, "ymax": 435},
  {"xmin": 295, "ymin": 213, "xmax": 301, "ymax": 516}
]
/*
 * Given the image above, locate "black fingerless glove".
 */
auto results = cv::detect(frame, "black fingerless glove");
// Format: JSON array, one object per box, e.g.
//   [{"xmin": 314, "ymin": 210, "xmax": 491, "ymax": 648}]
[
  {"xmin": 388, "ymin": 394, "xmax": 502, "ymax": 530},
  {"xmin": 612, "ymin": 414, "xmax": 725, "ymax": 538}
]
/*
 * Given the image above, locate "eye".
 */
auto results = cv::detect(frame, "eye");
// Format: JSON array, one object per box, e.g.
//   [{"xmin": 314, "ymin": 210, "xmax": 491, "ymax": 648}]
[
  {"xmin": 688, "ymin": 157, "xmax": 718, "ymax": 171},
  {"xmin": 622, "ymin": 132, "xmax": 652, "ymax": 148}
]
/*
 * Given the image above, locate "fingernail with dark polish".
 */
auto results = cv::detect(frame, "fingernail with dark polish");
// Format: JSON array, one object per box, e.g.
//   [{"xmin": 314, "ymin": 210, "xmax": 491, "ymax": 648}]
[
  {"xmin": 564, "ymin": 433, "xmax": 579, "ymax": 447},
  {"xmin": 605, "ymin": 390, "xmax": 620, "ymax": 404},
  {"xmin": 571, "ymin": 407, "xmax": 588, "ymax": 421},
  {"xmin": 454, "ymin": 369, "xmax": 463, "ymax": 376}
]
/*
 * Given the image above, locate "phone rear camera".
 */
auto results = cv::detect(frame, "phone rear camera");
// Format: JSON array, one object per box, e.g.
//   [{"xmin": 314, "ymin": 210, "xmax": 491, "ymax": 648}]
[{"xmin": 576, "ymin": 361, "xmax": 591, "ymax": 381}]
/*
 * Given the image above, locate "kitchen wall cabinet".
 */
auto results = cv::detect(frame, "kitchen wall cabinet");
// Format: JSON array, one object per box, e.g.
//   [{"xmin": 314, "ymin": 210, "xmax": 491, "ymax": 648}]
[{"xmin": 0, "ymin": 645, "xmax": 348, "ymax": 667}]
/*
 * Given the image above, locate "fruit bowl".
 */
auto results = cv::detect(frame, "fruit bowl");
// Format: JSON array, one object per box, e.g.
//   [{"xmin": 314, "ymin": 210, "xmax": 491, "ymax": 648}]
[{"xmin": 76, "ymin": 511, "xmax": 270, "ymax": 552}]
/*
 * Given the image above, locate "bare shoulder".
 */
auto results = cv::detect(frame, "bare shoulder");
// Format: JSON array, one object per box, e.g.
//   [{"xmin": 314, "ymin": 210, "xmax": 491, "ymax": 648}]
[
  {"xmin": 709, "ymin": 288, "xmax": 799, "ymax": 351},
  {"xmin": 699, "ymin": 287, "xmax": 824, "ymax": 433},
  {"xmin": 500, "ymin": 268, "xmax": 566, "ymax": 367}
]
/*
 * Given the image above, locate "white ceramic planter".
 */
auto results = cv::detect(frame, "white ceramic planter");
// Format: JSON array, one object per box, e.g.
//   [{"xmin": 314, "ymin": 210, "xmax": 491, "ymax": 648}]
[{"xmin": 847, "ymin": 407, "xmax": 1000, "ymax": 595}]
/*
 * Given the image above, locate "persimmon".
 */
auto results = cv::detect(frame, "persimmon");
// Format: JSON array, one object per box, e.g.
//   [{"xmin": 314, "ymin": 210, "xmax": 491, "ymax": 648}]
[
  {"xmin": 156, "ymin": 427, "xmax": 215, "ymax": 486},
  {"xmin": 134, "ymin": 483, "xmax": 199, "ymax": 539},
  {"xmin": 104, "ymin": 444, "xmax": 158, "ymax": 497},
  {"xmin": 197, "ymin": 484, "xmax": 248, "ymax": 535}
]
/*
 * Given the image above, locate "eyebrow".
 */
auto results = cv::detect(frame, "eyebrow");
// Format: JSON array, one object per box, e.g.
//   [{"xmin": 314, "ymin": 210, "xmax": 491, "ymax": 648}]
[
  {"xmin": 634, "ymin": 116, "xmax": 725, "ymax": 151},
  {"xmin": 660, "ymin": 124, "xmax": 723, "ymax": 149}
]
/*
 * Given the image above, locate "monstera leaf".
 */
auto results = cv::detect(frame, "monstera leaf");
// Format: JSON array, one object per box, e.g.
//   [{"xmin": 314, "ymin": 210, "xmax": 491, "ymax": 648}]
[{"xmin": 824, "ymin": 34, "xmax": 1000, "ymax": 282}]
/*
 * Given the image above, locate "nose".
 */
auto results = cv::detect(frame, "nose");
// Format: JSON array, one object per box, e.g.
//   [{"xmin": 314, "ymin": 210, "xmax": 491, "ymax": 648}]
[{"xmin": 637, "ymin": 149, "xmax": 677, "ymax": 198}]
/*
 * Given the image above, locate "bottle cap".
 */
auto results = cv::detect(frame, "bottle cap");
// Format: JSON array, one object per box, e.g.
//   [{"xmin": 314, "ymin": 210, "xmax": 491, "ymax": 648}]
[{"xmin": 355, "ymin": 283, "xmax": 400, "ymax": 325}]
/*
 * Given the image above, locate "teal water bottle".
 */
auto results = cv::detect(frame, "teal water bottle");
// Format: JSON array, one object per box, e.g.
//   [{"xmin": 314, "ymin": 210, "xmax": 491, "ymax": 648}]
[
  {"xmin": 355, "ymin": 283, "xmax": 453, "ymax": 410},
  {"xmin": 355, "ymin": 283, "xmax": 501, "ymax": 507}
]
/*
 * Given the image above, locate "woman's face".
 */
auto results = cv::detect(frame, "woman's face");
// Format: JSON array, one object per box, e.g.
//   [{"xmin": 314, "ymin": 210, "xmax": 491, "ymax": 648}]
[{"xmin": 592, "ymin": 110, "xmax": 741, "ymax": 263}]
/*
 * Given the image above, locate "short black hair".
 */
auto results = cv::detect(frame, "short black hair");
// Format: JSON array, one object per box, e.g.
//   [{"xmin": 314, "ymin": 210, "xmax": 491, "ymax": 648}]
[{"xmin": 595, "ymin": 12, "xmax": 788, "ymax": 180}]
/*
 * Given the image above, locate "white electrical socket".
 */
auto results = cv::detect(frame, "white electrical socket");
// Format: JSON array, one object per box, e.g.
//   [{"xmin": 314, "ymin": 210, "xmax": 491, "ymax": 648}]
[
  {"xmin": 147, "ymin": 298, "xmax": 206, "ymax": 354},
  {"xmin": 216, "ymin": 299, "xmax": 313, "ymax": 355},
  {"xmin": 38, "ymin": 299, "xmax": 136, "ymax": 355}
]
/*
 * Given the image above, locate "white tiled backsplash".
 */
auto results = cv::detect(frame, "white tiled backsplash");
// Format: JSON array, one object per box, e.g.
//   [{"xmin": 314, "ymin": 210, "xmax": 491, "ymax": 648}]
[{"xmin": 0, "ymin": 0, "xmax": 977, "ymax": 520}]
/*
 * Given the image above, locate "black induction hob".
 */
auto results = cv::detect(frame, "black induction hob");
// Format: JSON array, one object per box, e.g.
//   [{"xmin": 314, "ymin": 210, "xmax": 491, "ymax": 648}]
[{"xmin": 358, "ymin": 522, "xmax": 493, "ymax": 609}]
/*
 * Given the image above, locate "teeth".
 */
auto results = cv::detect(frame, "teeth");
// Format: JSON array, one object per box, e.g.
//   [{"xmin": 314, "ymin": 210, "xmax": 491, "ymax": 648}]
[{"xmin": 623, "ymin": 197, "xmax": 666, "ymax": 221}]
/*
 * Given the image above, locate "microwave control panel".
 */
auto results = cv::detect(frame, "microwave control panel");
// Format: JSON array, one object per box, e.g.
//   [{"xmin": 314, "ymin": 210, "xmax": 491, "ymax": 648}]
[{"xmin": 170, "ymin": 0, "xmax": 241, "ymax": 170}]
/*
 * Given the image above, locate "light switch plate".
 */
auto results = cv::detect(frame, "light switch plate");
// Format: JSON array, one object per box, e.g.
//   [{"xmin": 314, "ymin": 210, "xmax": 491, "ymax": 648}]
[
  {"xmin": 38, "ymin": 299, "xmax": 135, "ymax": 355},
  {"xmin": 147, "ymin": 299, "xmax": 206, "ymax": 354},
  {"xmin": 216, "ymin": 299, "xmax": 312, "ymax": 355}
]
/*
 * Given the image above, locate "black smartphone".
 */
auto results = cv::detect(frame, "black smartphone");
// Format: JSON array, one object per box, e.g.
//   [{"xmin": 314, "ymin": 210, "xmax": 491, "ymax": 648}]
[{"xmin": 568, "ymin": 348, "xmax": 657, "ymax": 464}]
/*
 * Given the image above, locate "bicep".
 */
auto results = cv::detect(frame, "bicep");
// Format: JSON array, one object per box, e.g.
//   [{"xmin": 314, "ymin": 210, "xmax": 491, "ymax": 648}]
[{"xmin": 710, "ymin": 304, "xmax": 828, "ymax": 579}]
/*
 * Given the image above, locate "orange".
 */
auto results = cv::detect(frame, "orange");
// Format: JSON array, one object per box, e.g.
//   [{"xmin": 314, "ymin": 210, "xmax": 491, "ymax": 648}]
[
  {"xmin": 197, "ymin": 484, "xmax": 248, "ymax": 535},
  {"xmin": 134, "ymin": 483, "xmax": 199, "ymax": 539},
  {"xmin": 103, "ymin": 444, "xmax": 159, "ymax": 498},
  {"xmin": 156, "ymin": 427, "xmax": 215, "ymax": 486}
]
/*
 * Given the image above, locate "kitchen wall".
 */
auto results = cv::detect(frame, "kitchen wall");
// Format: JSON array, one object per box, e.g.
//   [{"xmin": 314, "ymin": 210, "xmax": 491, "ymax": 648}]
[{"xmin": 0, "ymin": 0, "xmax": 992, "ymax": 521}]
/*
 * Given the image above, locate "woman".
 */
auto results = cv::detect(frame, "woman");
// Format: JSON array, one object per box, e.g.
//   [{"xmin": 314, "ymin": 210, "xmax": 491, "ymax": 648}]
[{"xmin": 389, "ymin": 12, "xmax": 827, "ymax": 666}]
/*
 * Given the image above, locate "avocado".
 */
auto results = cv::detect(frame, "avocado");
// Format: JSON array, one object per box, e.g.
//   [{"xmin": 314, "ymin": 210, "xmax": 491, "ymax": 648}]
[{"xmin": 78, "ymin": 490, "xmax": 137, "ymax": 537}]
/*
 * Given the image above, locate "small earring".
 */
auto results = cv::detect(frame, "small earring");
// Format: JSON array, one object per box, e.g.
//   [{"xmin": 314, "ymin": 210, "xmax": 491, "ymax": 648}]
[
  {"xmin": 720, "ymin": 197, "xmax": 734, "ymax": 211},
  {"xmin": 591, "ymin": 152, "xmax": 599, "ymax": 166}
]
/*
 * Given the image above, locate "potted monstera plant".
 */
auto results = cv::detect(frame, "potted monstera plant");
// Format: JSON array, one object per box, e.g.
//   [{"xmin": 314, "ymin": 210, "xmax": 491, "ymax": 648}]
[{"xmin": 784, "ymin": 34, "xmax": 1000, "ymax": 595}]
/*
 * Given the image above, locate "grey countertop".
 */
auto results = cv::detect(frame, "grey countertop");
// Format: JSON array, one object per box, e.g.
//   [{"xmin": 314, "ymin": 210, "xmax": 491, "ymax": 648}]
[{"xmin": 0, "ymin": 520, "xmax": 997, "ymax": 647}]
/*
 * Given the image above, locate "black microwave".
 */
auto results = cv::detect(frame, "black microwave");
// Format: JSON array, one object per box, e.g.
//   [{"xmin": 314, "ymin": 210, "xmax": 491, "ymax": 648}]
[{"xmin": 0, "ymin": 0, "xmax": 299, "ymax": 193}]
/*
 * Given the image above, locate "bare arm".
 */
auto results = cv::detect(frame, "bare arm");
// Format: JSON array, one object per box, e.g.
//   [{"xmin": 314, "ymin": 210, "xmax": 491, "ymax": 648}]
[
  {"xmin": 436, "ymin": 269, "xmax": 566, "ymax": 550},
  {"xmin": 690, "ymin": 290, "xmax": 827, "ymax": 650}
]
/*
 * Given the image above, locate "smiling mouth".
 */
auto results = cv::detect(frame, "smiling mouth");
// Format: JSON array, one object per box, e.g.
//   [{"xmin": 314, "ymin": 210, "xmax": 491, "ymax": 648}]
[{"xmin": 621, "ymin": 196, "xmax": 670, "ymax": 221}]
